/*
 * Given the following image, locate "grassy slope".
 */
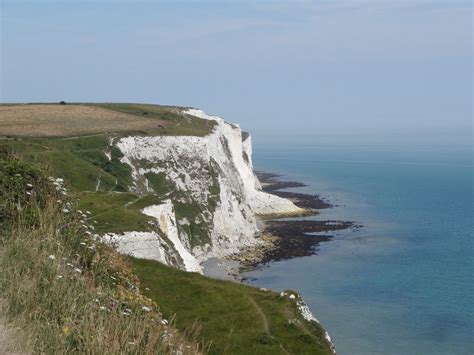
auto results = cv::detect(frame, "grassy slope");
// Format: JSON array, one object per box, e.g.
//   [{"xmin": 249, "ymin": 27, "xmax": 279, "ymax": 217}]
[
  {"xmin": 0, "ymin": 103, "xmax": 333, "ymax": 354},
  {"xmin": 133, "ymin": 258, "xmax": 333, "ymax": 355},
  {"xmin": 0, "ymin": 155, "xmax": 199, "ymax": 354}
]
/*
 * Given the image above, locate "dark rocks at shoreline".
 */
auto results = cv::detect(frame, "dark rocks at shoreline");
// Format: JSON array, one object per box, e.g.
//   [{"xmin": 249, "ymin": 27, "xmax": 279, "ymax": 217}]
[
  {"xmin": 232, "ymin": 171, "xmax": 361, "ymax": 270},
  {"xmin": 266, "ymin": 219, "xmax": 355, "ymax": 238},
  {"xmin": 256, "ymin": 171, "xmax": 331, "ymax": 210},
  {"xmin": 257, "ymin": 220, "xmax": 355, "ymax": 265},
  {"xmin": 269, "ymin": 190, "xmax": 332, "ymax": 209},
  {"xmin": 234, "ymin": 220, "xmax": 359, "ymax": 268}
]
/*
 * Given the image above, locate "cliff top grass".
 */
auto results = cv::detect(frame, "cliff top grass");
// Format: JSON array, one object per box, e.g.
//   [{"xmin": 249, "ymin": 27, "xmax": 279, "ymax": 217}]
[{"xmin": 0, "ymin": 102, "xmax": 216, "ymax": 138}]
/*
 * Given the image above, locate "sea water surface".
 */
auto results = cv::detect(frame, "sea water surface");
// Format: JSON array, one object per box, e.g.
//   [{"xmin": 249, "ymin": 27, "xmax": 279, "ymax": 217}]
[{"xmin": 243, "ymin": 142, "xmax": 473, "ymax": 355}]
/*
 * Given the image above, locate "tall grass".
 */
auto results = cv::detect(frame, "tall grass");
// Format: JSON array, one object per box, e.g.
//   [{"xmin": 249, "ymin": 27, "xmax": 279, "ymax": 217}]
[{"xmin": 0, "ymin": 151, "xmax": 200, "ymax": 354}]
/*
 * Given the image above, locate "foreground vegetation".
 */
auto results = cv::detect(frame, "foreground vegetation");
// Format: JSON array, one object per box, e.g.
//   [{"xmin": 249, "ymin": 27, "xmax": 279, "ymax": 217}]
[{"xmin": 0, "ymin": 152, "xmax": 199, "ymax": 353}]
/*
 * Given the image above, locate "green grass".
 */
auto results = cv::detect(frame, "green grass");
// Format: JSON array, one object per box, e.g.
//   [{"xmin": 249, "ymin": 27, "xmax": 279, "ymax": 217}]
[
  {"xmin": 0, "ymin": 154, "xmax": 198, "ymax": 354},
  {"xmin": 0, "ymin": 136, "xmax": 127, "ymax": 192},
  {"xmin": 76, "ymin": 192, "xmax": 164, "ymax": 234},
  {"xmin": 133, "ymin": 258, "xmax": 333, "ymax": 355}
]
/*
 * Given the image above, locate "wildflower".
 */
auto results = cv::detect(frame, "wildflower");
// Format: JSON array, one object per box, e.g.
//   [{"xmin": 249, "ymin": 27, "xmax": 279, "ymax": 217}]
[
  {"xmin": 56, "ymin": 275, "xmax": 63, "ymax": 280},
  {"xmin": 26, "ymin": 191, "xmax": 31, "ymax": 195},
  {"xmin": 142, "ymin": 306, "xmax": 151, "ymax": 312},
  {"xmin": 161, "ymin": 319, "xmax": 168, "ymax": 325},
  {"xmin": 80, "ymin": 242, "xmax": 87, "ymax": 246},
  {"xmin": 62, "ymin": 208, "xmax": 69, "ymax": 213},
  {"xmin": 48, "ymin": 255, "xmax": 56, "ymax": 261},
  {"xmin": 94, "ymin": 298, "xmax": 99, "ymax": 303},
  {"xmin": 63, "ymin": 326, "xmax": 70, "ymax": 336},
  {"xmin": 73, "ymin": 268, "xmax": 82, "ymax": 275},
  {"xmin": 289, "ymin": 294, "xmax": 296, "ymax": 300},
  {"xmin": 99, "ymin": 306, "xmax": 106, "ymax": 311},
  {"xmin": 26, "ymin": 183, "xmax": 33, "ymax": 188}
]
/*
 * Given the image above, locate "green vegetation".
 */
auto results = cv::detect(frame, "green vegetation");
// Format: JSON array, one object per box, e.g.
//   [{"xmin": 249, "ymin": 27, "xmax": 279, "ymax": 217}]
[
  {"xmin": 76, "ymin": 192, "xmax": 164, "ymax": 234},
  {"xmin": 133, "ymin": 258, "xmax": 333, "ymax": 355},
  {"xmin": 0, "ymin": 136, "xmax": 127, "ymax": 192},
  {"xmin": 0, "ymin": 153, "xmax": 199, "ymax": 354}
]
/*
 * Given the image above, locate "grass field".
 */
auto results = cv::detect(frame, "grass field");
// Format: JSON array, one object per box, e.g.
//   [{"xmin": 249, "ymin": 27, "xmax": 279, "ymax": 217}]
[{"xmin": 0, "ymin": 103, "xmax": 216, "ymax": 138}]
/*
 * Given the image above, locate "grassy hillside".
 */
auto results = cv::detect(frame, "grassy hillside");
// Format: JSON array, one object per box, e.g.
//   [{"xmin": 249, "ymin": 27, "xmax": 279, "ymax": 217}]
[
  {"xmin": 0, "ymin": 103, "xmax": 334, "ymax": 354},
  {"xmin": 134, "ymin": 258, "xmax": 333, "ymax": 355},
  {"xmin": 0, "ymin": 153, "xmax": 199, "ymax": 354}
]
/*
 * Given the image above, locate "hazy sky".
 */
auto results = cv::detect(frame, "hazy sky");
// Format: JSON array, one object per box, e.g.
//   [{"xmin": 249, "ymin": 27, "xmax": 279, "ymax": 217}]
[{"xmin": 1, "ymin": 1, "xmax": 472, "ymax": 145}]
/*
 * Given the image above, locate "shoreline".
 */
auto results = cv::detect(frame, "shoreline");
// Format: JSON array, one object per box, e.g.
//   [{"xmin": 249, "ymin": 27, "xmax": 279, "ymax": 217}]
[{"xmin": 204, "ymin": 172, "xmax": 358, "ymax": 281}]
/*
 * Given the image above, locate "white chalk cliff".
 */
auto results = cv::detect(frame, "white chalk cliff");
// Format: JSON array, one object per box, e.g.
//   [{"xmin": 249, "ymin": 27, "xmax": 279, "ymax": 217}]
[{"xmin": 105, "ymin": 109, "xmax": 303, "ymax": 273}]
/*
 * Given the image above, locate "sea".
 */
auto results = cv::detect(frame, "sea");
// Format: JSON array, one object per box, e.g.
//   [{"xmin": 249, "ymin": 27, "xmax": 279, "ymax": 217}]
[{"xmin": 242, "ymin": 141, "xmax": 473, "ymax": 355}]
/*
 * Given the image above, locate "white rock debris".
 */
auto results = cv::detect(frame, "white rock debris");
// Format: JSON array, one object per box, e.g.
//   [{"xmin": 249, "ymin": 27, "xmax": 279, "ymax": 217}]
[{"xmin": 142, "ymin": 201, "xmax": 202, "ymax": 273}]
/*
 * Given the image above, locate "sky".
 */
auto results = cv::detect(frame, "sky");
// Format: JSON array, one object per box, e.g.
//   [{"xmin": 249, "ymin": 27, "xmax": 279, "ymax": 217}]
[{"xmin": 1, "ymin": 0, "xmax": 472, "ymax": 145}]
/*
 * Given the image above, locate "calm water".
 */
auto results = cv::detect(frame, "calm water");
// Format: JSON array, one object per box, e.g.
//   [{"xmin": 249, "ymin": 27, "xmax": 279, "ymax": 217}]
[{"xmin": 243, "ymin": 142, "xmax": 473, "ymax": 355}]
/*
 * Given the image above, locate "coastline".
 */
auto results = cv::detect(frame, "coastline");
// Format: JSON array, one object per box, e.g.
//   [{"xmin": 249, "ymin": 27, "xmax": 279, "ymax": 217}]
[{"xmin": 204, "ymin": 172, "xmax": 359, "ymax": 281}]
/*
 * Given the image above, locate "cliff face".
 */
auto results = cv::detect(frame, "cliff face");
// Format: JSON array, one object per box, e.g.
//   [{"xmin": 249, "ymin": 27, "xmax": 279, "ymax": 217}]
[{"xmin": 105, "ymin": 109, "xmax": 302, "ymax": 273}]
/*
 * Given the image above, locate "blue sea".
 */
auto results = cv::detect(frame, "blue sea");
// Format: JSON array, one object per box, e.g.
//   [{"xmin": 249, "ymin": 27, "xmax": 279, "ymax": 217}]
[{"xmin": 243, "ymin": 142, "xmax": 473, "ymax": 355}]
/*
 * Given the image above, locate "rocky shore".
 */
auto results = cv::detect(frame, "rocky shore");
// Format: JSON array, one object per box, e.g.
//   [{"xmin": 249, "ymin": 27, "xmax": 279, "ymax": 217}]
[
  {"xmin": 256, "ymin": 172, "xmax": 332, "ymax": 210},
  {"xmin": 228, "ymin": 172, "xmax": 358, "ymax": 269}
]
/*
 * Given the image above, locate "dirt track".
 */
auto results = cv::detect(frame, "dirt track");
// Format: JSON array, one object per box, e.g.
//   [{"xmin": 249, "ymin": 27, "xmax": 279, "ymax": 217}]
[{"xmin": 0, "ymin": 104, "xmax": 166, "ymax": 137}]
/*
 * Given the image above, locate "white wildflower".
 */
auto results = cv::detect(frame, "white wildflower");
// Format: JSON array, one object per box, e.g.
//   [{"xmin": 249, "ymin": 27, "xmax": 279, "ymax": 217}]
[
  {"xmin": 142, "ymin": 306, "xmax": 151, "ymax": 312},
  {"xmin": 48, "ymin": 255, "xmax": 56, "ymax": 261},
  {"xmin": 62, "ymin": 208, "xmax": 69, "ymax": 213},
  {"xmin": 73, "ymin": 268, "xmax": 82, "ymax": 274},
  {"xmin": 289, "ymin": 294, "xmax": 296, "ymax": 300}
]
